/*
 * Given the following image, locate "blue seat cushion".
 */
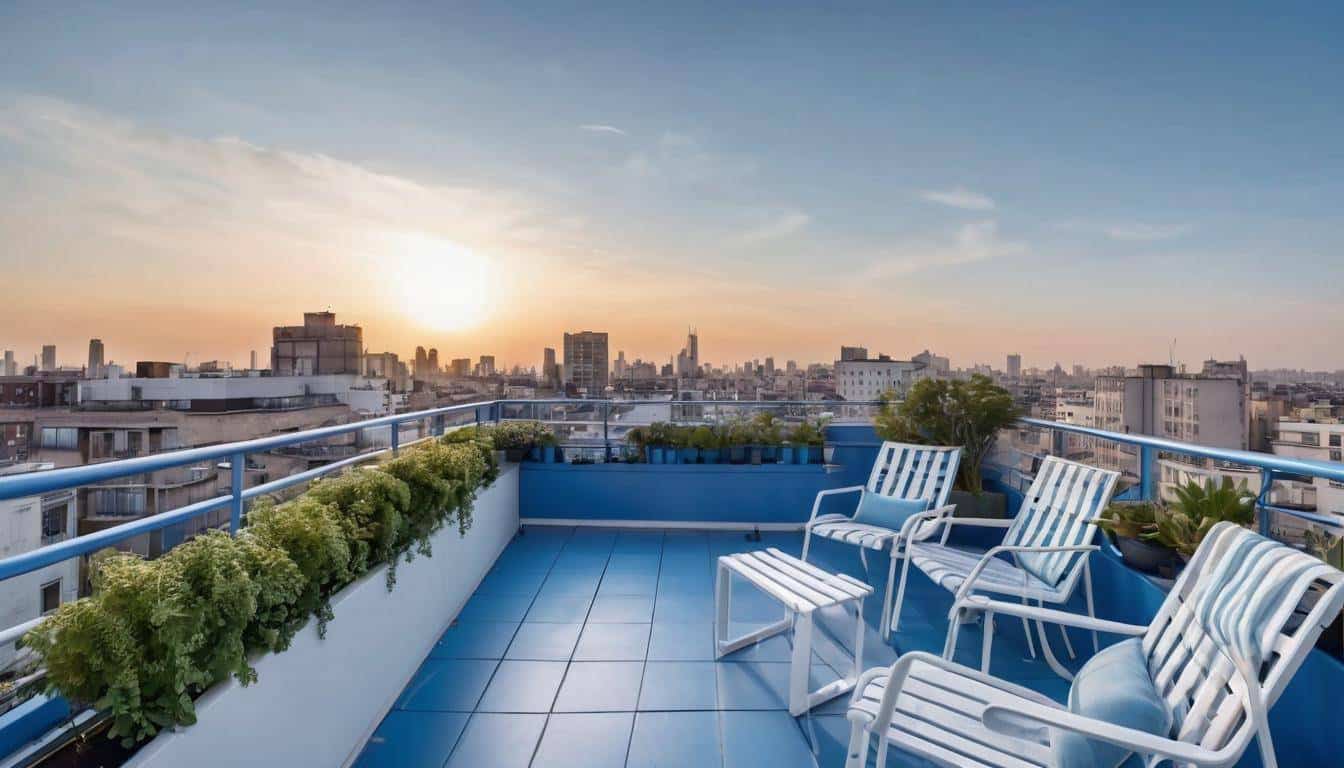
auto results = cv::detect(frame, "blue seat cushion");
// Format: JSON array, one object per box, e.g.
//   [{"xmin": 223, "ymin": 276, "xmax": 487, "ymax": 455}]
[
  {"xmin": 850, "ymin": 493, "xmax": 928, "ymax": 532},
  {"xmin": 1052, "ymin": 638, "xmax": 1172, "ymax": 768}
]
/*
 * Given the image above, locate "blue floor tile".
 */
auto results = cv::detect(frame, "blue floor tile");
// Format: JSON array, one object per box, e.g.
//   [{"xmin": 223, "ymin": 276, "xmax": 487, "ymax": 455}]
[
  {"xmin": 722, "ymin": 710, "xmax": 818, "ymax": 768},
  {"xmin": 396, "ymin": 659, "xmax": 497, "ymax": 712},
  {"xmin": 599, "ymin": 568, "xmax": 659, "ymax": 596},
  {"xmin": 574, "ymin": 622, "xmax": 651, "ymax": 661},
  {"xmin": 476, "ymin": 566, "xmax": 549, "ymax": 596},
  {"xmin": 654, "ymin": 593, "xmax": 715, "ymax": 623},
  {"xmin": 476, "ymin": 660, "xmax": 567, "ymax": 713},
  {"xmin": 590, "ymin": 595, "xmax": 655, "ymax": 622},
  {"xmin": 526, "ymin": 594, "xmax": 594, "ymax": 623},
  {"xmin": 648, "ymin": 622, "xmax": 714, "ymax": 661},
  {"xmin": 628, "ymin": 711, "xmax": 722, "ymax": 768},
  {"xmin": 718, "ymin": 624, "xmax": 795, "ymax": 662},
  {"xmin": 533, "ymin": 712, "xmax": 634, "ymax": 768},
  {"xmin": 505, "ymin": 621, "xmax": 582, "ymax": 660},
  {"xmin": 354, "ymin": 710, "xmax": 469, "ymax": 767},
  {"xmin": 431, "ymin": 621, "xmax": 519, "ymax": 659},
  {"xmin": 540, "ymin": 571, "xmax": 602, "ymax": 596},
  {"xmin": 457, "ymin": 593, "xmax": 534, "ymax": 623},
  {"xmin": 638, "ymin": 661, "xmax": 718, "ymax": 710},
  {"xmin": 609, "ymin": 553, "xmax": 662, "ymax": 571},
  {"xmin": 444, "ymin": 712, "xmax": 546, "ymax": 768},
  {"xmin": 716, "ymin": 661, "xmax": 839, "ymax": 711},
  {"xmin": 553, "ymin": 661, "xmax": 644, "ymax": 712}
]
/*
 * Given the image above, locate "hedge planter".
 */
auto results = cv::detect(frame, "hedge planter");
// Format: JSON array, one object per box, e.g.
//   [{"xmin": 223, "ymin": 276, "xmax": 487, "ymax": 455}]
[
  {"xmin": 701, "ymin": 449, "xmax": 721, "ymax": 465},
  {"xmin": 780, "ymin": 446, "xmax": 795, "ymax": 465},
  {"xmin": 949, "ymin": 489, "xmax": 1007, "ymax": 519},
  {"xmin": 1112, "ymin": 534, "xmax": 1183, "ymax": 578},
  {"xmin": 678, "ymin": 448, "xmax": 698, "ymax": 465},
  {"xmin": 729, "ymin": 446, "xmax": 748, "ymax": 464},
  {"xmin": 129, "ymin": 467, "xmax": 521, "ymax": 768}
]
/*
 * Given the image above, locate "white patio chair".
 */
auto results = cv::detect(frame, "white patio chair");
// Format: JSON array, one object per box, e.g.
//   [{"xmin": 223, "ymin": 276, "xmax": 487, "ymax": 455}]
[
  {"xmin": 845, "ymin": 522, "xmax": 1344, "ymax": 768},
  {"xmin": 802, "ymin": 441, "xmax": 962, "ymax": 640},
  {"xmin": 890, "ymin": 455, "xmax": 1119, "ymax": 678}
]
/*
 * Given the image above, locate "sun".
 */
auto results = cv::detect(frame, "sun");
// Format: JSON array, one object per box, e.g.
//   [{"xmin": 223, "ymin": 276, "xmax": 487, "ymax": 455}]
[{"xmin": 383, "ymin": 232, "xmax": 492, "ymax": 332}]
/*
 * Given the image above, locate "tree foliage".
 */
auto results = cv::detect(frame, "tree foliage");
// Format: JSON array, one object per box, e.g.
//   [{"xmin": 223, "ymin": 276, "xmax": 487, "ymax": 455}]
[{"xmin": 872, "ymin": 374, "xmax": 1018, "ymax": 494}]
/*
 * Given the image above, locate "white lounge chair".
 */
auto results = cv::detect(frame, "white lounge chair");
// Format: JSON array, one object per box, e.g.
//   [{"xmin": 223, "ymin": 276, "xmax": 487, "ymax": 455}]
[
  {"xmin": 845, "ymin": 522, "xmax": 1344, "ymax": 768},
  {"xmin": 802, "ymin": 441, "xmax": 962, "ymax": 640},
  {"xmin": 891, "ymin": 455, "xmax": 1119, "ymax": 677}
]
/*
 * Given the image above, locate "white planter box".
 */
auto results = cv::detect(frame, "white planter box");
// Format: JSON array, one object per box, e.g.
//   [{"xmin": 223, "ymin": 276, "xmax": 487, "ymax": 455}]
[{"xmin": 129, "ymin": 465, "xmax": 519, "ymax": 768}]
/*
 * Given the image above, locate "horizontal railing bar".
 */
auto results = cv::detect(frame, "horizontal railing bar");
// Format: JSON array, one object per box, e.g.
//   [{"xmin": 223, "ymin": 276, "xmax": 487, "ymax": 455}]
[{"xmin": 1019, "ymin": 417, "xmax": 1344, "ymax": 484}]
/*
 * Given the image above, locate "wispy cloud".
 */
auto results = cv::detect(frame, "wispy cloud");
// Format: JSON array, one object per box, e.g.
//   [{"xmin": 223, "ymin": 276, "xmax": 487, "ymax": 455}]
[
  {"xmin": 737, "ymin": 210, "xmax": 811, "ymax": 244},
  {"xmin": 918, "ymin": 187, "xmax": 996, "ymax": 211},
  {"xmin": 579, "ymin": 124, "xmax": 627, "ymax": 136},
  {"xmin": 864, "ymin": 220, "xmax": 1025, "ymax": 278},
  {"xmin": 1104, "ymin": 223, "xmax": 1190, "ymax": 241},
  {"xmin": 620, "ymin": 132, "xmax": 756, "ymax": 185}
]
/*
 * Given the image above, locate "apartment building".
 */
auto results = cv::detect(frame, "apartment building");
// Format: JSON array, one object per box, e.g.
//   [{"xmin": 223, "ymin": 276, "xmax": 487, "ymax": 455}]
[
  {"xmin": 1271, "ymin": 420, "xmax": 1344, "ymax": 520},
  {"xmin": 563, "ymin": 331, "xmax": 609, "ymax": 395},
  {"xmin": 0, "ymin": 463, "xmax": 77, "ymax": 667},
  {"xmin": 271, "ymin": 311, "xmax": 363, "ymax": 376},
  {"xmin": 834, "ymin": 355, "xmax": 925, "ymax": 401}
]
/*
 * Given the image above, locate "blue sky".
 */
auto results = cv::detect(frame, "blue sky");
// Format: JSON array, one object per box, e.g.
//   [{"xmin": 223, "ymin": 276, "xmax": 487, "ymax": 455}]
[{"xmin": 1, "ymin": 1, "xmax": 1341, "ymax": 370}]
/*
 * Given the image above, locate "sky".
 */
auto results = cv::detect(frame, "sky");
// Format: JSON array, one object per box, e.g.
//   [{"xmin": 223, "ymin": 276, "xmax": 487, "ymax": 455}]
[{"xmin": 1, "ymin": 1, "xmax": 1342, "ymax": 372}]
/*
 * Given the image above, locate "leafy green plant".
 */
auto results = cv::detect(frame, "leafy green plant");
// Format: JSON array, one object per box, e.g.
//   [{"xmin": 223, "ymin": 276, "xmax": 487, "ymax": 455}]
[
  {"xmin": 487, "ymin": 420, "xmax": 554, "ymax": 450},
  {"xmin": 646, "ymin": 421, "xmax": 680, "ymax": 447},
  {"xmin": 689, "ymin": 425, "xmax": 718, "ymax": 451},
  {"xmin": 872, "ymin": 374, "xmax": 1018, "ymax": 494},
  {"xmin": 441, "ymin": 425, "xmax": 500, "ymax": 486},
  {"xmin": 1150, "ymin": 478, "xmax": 1256, "ymax": 556},
  {"xmin": 1097, "ymin": 502, "xmax": 1161, "ymax": 539},
  {"xmin": 751, "ymin": 412, "xmax": 783, "ymax": 445},
  {"xmin": 247, "ymin": 497, "xmax": 353, "ymax": 637},
  {"xmin": 788, "ymin": 418, "xmax": 827, "ymax": 447},
  {"xmin": 307, "ymin": 469, "xmax": 410, "ymax": 581},
  {"xmin": 382, "ymin": 446, "xmax": 454, "ymax": 556},
  {"xmin": 724, "ymin": 418, "xmax": 756, "ymax": 448}
]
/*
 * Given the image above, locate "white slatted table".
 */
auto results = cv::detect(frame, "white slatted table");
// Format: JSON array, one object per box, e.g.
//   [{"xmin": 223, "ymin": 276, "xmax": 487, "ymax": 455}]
[{"xmin": 715, "ymin": 547, "xmax": 874, "ymax": 716}]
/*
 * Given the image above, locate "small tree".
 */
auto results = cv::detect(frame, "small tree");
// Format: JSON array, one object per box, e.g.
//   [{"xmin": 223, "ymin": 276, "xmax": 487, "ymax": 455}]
[{"xmin": 873, "ymin": 374, "xmax": 1018, "ymax": 494}]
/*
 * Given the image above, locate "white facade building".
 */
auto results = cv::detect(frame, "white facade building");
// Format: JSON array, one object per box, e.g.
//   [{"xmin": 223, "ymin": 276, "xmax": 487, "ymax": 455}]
[
  {"xmin": 0, "ymin": 463, "xmax": 78, "ymax": 667},
  {"xmin": 1270, "ymin": 420, "xmax": 1344, "ymax": 521},
  {"xmin": 79, "ymin": 374, "xmax": 393, "ymax": 415},
  {"xmin": 834, "ymin": 357, "xmax": 925, "ymax": 401}
]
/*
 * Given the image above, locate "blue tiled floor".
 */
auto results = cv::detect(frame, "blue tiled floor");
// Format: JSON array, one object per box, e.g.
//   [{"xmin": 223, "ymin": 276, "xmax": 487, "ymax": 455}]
[{"xmin": 356, "ymin": 527, "xmax": 1083, "ymax": 768}]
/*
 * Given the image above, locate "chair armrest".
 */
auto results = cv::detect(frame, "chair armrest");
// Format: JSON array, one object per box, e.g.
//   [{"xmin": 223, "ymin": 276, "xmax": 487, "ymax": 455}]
[
  {"xmin": 955, "ymin": 594, "xmax": 1149, "ymax": 637},
  {"xmin": 952, "ymin": 544, "xmax": 1098, "ymax": 603},
  {"xmin": 806, "ymin": 485, "xmax": 865, "ymax": 526},
  {"xmin": 938, "ymin": 516, "xmax": 1015, "ymax": 530},
  {"xmin": 982, "ymin": 701, "xmax": 1232, "ymax": 767},
  {"xmin": 898, "ymin": 503, "xmax": 958, "ymax": 543}
]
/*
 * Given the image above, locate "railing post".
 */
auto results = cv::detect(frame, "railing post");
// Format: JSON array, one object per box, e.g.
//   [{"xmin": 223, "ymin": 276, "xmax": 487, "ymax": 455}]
[
  {"xmin": 229, "ymin": 450, "xmax": 245, "ymax": 533},
  {"xmin": 603, "ymin": 402, "xmax": 610, "ymax": 461},
  {"xmin": 1257, "ymin": 469, "xmax": 1275, "ymax": 537},
  {"xmin": 432, "ymin": 413, "xmax": 444, "ymax": 437},
  {"xmin": 390, "ymin": 419, "xmax": 400, "ymax": 456},
  {"xmin": 1139, "ymin": 444, "xmax": 1157, "ymax": 502}
]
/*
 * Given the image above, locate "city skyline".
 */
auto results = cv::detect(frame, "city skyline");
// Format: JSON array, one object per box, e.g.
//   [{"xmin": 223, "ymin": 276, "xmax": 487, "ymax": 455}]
[{"xmin": 3, "ymin": 4, "xmax": 1343, "ymax": 369}]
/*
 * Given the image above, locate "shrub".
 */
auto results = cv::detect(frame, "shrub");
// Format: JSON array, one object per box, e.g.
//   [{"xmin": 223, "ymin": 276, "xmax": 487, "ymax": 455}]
[
  {"xmin": 247, "ymin": 497, "xmax": 353, "ymax": 636},
  {"xmin": 382, "ymin": 446, "xmax": 454, "ymax": 556},
  {"xmin": 307, "ymin": 469, "xmax": 411, "ymax": 577},
  {"xmin": 442, "ymin": 426, "xmax": 499, "ymax": 486}
]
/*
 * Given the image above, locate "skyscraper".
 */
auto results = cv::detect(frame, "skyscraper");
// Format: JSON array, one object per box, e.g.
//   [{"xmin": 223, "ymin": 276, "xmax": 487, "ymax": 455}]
[
  {"xmin": 478, "ymin": 355, "xmax": 496, "ymax": 377},
  {"xmin": 427, "ymin": 348, "xmax": 440, "ymax": 379},
  {"xmin": 563, "ymin": 331, "xmax": 608, "ymax": 394},
  {"xmin": 2, "ymin": 351, "xmax": 14, "ymax": 377},
  {"xmin": 676, "ymin": 327, "xmax": 699, "ymax": 378},
  {"xmin": 87, "ymin": 338, "xmax": 105, "ymax": 378},
  {"xmin": 543, "ymin": 348, "xmax": 557, "ymax": 387},
  {"xmin": 840, "ymin": 346, "xmax": 867, "ymax": 362},
  {"xmin": 250, "ymin": 350, "xmax": 258, "ymax": 370},
  {"xmin": 1006, "ymin": 353, "xmax": 1022, "ymax": 379},
  {"xmin": 450, "ymin": 358, "xmax": 471, "ymax": 377},
  {"xmin": 40, "ymin": 345, "xmax": 56, "ymax": 372},
  {"xmin": 414, "ymin": 346, "xmax": 429, "ymax": 380}
]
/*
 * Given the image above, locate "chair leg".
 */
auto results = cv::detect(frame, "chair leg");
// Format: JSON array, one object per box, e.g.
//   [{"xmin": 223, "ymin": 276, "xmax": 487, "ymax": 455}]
[
  {"xmin": 845, "ymin": 721, "xmax": 871, "ymax": 768},
  {"xmin": 802, "ymin": 527, "xmax": 812, "ymax": 562},
  {"xmin": 981, "ymin": 611, "xmax": 995, "ymax": 674},
  {"xmin": 1057, "ymin": 615, "xmax": 1078, "ymax": 660},
  {"xmin": 1084, "ymin": 561, "xmax": 1099, "ymax": 654},
  {"xmin": 1034, "ymin": 607, "xmax": 1074, "ymax": 681},
  {"xmin": 890, "ymin": 544, "xmax": 915, "ymax": 636},
  {"xmin": 714, "ymin": 563, "xmax": 732, "ymax": 658},
  {"xmin": 880, "ymin": 541, "xmax": 901, "ymax": 640},
  {"xmin": 942, "ymin": 607, "xmax": 963, "ymax": 659},
  {"xmin": 1019, "ymin": 596, "xmax": 1037, "ymax": 659}
]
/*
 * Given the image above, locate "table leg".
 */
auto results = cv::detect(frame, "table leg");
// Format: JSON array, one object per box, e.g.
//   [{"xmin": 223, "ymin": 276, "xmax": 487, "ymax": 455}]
[{"xmin": 789, "ymin": 610, "xmax": 814, "ymax": 716}]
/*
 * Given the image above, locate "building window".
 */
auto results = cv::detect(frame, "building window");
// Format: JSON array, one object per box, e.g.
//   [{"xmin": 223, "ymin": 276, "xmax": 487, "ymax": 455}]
[
  {"xmin": 40, "ymin": 427, "xmax": 78, "ymax": 450},
  {"xmin": 1331, "ymin": 434, "xmax": 1341, "ymax": 448},
  {"xmin": 41, "ymin": 503, "xmax": 68, "ymax": 544},
  {"xmin": 41, "ymin": 580, "xmax": 61, "ymax": 614}
]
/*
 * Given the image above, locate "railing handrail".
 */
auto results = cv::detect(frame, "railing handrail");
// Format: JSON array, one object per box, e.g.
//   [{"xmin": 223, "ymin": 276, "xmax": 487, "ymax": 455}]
[{"xmin": 1019, "ymin": 417, "xmax": 1344, "ymax": 484}]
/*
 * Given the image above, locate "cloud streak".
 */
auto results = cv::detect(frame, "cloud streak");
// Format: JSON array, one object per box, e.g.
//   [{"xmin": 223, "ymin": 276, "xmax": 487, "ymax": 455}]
[
  {"xmin": 919, "ymin": 187, "xmax": 996, "ymax": 211},
  {"xmin": 580, "ymin": 124, "xmax": 627, "ymax": 136},
  {"xmin": 1104, "ymin": 223, "xmax": 1190, "ymax": 241},
  {"xmin": 864, "ymin": 220, "xmax": 1025, "ymax": 278},
  {"xmin": 737, "ymin": 210, "xmax": 811, "ymax": 244}
]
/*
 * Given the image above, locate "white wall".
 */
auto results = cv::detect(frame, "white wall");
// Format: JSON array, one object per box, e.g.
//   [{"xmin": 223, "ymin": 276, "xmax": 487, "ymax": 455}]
[
  {"xmin": 0, "ymin": 490, "xmax": 78, "ymax": 667},
  {"xmin": 128, "ymin": 465, "xmax": 520, "ymax": 768}
]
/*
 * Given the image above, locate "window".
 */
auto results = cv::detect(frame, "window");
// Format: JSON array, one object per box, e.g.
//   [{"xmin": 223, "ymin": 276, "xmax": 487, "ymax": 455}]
[
  {"xmin": 1331, "ymin": 434, "xmax": 1341, "ymax": 448},
  {"xmin": 41, "ymin": 503, "xmax": 68, "ymax": 544},
  {"xmin": 41, "ymin": 580, "xmax": 61, "ymax": 614},
  {"xmin": 39, "ymin": 427, "xmax": 78, "ymax": 450}
]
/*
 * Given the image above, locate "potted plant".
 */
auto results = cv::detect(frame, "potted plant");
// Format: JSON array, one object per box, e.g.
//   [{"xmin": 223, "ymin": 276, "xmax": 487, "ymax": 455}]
[
  {"xmin": 873, "ymin": 374, "xmax": 1017, "ymax": 517},
  {"xmin": 752, "ymin": 412, "xmax": 783, "ymax": 464},
  {"xmin": 1097, "ymin": 501, "xmax": 1181, "ymax": 576},
  {"xmin": 725, "ymin": 419, "xmax": 753, "ymax": 464},
  {"xmin": 788, "ymin": 419, "xmax": 826, "ymax": 465},
  {"xmin": 645, "ymin": 422, "xmax": 677, "ymax": 464},
  {"xmin": 1151, "ymin": 477, "xmax": 1256, "ymax": 559},
  {"xmin": 674, "ymin": 426, "xmax": 698, "ymax": 464},
  {"xmin": 536, "ymin": 431, "xmax": 558, "ymax": 464},
  {"xmin": 690, "ymin": 426, "xmax": 721, "ymax": 464},
  {"xmin": 1302, "ymin": 528, "xmax": 1344, "ymax": 657}
]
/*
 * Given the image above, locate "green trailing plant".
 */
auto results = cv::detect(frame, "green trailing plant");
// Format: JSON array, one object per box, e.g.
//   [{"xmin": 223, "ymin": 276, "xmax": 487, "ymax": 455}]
[
  {"xmin": 872, "ymin": 374, "xmax": 1018, "ymax": 494},
  {"xmin": 247, "ymin": 497, "xmax": 353, "ymax": 637},
  {"xmin": 382, "ymin": 445, "xmax": 455, "ymax": 556},
  {"xmin": 441, "ymin": 426, "xmax": 500, "ymax": 486},
  {"xmin": 307, "ymin": 469, "xmax": 411, "ymax": 584}
]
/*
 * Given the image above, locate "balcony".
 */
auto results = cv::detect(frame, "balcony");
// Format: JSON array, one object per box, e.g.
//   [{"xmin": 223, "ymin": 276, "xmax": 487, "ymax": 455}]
[{"xmin": 1, "ymin": 401, "xmax": 1343, "ymax": 767}]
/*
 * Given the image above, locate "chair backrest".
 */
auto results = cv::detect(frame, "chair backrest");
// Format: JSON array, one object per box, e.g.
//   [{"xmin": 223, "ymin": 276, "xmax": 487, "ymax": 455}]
[
  {"xmin": 1003, "ymin": 456, "xmax": 1119, "ymax": 587},
  {"xmin": 1139, "ymin": 522, "xmax": 1344, "ymax": 759},
  {"xmin": 865, "ymin": 442, "xmax": 962, "ymax": 511}
]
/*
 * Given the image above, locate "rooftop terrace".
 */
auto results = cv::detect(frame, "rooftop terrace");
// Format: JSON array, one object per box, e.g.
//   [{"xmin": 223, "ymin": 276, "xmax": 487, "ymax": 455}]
[{"xmin": 1, "ymin": 400, "xmax": 1342, "ymax": 768}]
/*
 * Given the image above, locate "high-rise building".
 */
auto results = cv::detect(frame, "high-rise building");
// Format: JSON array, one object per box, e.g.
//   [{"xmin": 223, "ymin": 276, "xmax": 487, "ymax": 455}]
[
  {"xmin": 40, "ymin": 345, "xmax": 56, "ymax": 372},
  {"xmin": 840, "ymin": 346, "xmax": 868, "ymax": 362},
  {"xmin": 450, "ymin": 358, "xmax": 471, "ymax": 377},
  {"xmin": 786, "ymin": 360, "xmax": 798, "ymax": 375},
  {"xmin": 612, "ymin": 350, "xmax": 626, "ymax": 379},
  {"xmin": 543, "ymin": 348, "xmax": 557, "ymax": 387},
  {"xmin": 834, "ymin": 353, "xmax": 923, "ymax": 401},
  {"xmin": 427, "ymin": 348, "xmax": 440, "ymax": 379},
  {"xmin": 764, "ymin": 357, "xmax": 775, "ymax": 376},
  {"xmin": 478, "ymin": 355, "xmax": 496, "ymax": 377},
  {"xmin": 271, "ymin": 312, "xmax": 363, "ymax": 376},
  {"xmin": 912, "ymin": 349, "xmax": 950, "ymax": 377},
  {"xmin": 87, "ymin": 339, "xmax": 105, "ymax": 378},
  {"xmin": 414, "ymin": 346, "xmax": 429, "ymax": 380},
  {"xmin": 250, "ymin": 350, "xmax": 258, "ymax": 370},
  {"xmin": 563, "ymin": 331, "xmax": 609, "ymax": 394},
  {"xmin": 1006, "ymin": 353, "xmax": 1022, "ymax": 379},
  {"xmin": 3, "ymin": 350, "xmax": 16, "ymax": 377},
  {"xmin": 676, "ymin": 328, "xmax": 700, "ymax": 378}
]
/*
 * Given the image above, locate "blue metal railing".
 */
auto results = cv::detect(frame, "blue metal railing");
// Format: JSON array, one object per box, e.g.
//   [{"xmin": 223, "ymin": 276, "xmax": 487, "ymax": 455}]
[{"xmin": 1014, "ymin": 417, "xmax": 1344, "ymax": 535}]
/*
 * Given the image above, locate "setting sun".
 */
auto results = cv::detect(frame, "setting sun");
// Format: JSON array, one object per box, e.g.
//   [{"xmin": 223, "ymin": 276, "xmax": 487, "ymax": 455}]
[{"xmin": 382, "ymin": 232, "xmax": 492, "ymax": 333}]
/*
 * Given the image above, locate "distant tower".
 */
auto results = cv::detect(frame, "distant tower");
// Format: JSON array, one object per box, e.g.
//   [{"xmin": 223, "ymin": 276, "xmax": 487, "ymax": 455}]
[
  {"xmin": 543, "ymin": 347, "xmax": 557, "ymax": 386},
  {"xmin": 250, "ymin": 350, "xmax": 258, "ymax": 370},
  {"xmin": 1006, "ymin": 353, "xmax": 1022, "ymax": 379},
  {"xmin": 2, "ymin": 350, "xmax": 14, "ymax": 376},
  {"xmin": 87, "ymin": 338, "xmax": 105, "ymax": 378},
  {"xmin": 40, "ymin": 345, "xmax": 56, "ymax": 372}
]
